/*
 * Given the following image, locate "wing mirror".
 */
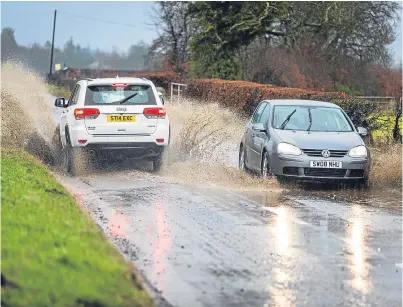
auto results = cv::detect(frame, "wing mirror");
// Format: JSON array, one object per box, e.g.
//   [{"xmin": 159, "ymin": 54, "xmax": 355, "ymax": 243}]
[
  {"xmin": 157, "ymin": 92, "xmax": 165, "ymax": 105},
  {"xmin": 252, "ymin": 123, "xmax": 266, "ymax": 132},
  {"xmin": 54, "ymin": 98, "xmax": 68, "ymax": 108},
  {"xmin": 357, "ymin": 127, "xmax": 368, "ymax": 137}
]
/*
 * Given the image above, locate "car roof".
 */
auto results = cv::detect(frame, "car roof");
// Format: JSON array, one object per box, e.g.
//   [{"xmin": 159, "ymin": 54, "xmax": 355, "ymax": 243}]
[
  {"xmin": 86, "ymin": 77, "xmax": 151, "ymax": 86},
  {"xmin": 266, "ymin": 99, "xmax": 340, "ymax": 108}
]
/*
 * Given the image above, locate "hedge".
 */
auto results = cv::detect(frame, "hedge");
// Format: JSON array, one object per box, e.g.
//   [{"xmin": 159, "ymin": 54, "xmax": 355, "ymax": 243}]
[
  {"xmin": 185, "ymin": 79, "xmax": 349, "ymax": 115},
  {"xmin": 134, "ymin": 72, "xmax": 181, "ymax": 90},
  {"xmin": 333, "ymin": 99, "xmax": 383, "ymax": 127},
  {"xmin": 135, "ymin": 74, "xmax": 398, "ymax": 142}
]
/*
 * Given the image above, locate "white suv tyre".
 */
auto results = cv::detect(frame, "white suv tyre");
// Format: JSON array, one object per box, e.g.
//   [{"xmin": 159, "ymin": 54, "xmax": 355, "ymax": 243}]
[
  {"xmin": 62, "ymin": 146, "xmax": 91, "ymax": 176},
  {"xmin": 151, "ymin": 154, "xmax": 164, "ymax": 172},
  {"xmin": 62, "ymin": 128, "xmax": 91, "ymax": 176}
]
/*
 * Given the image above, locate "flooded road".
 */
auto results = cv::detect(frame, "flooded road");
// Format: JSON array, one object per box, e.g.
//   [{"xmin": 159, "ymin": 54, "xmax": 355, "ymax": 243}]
[
  {"xmin": 58, "ymin": 167, "xmax": 402, "ymax": 307},
  {"xmin": 39, "ymin": 88, "xmax": 401, "ymax": 306},
  {"xmin": 3, "ymin": 64, "xmax": 400, "ymax": 306}
]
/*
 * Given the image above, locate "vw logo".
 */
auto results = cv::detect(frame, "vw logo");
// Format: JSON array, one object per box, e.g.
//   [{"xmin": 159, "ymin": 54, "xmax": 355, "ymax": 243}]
[
  {"xmin": 116, "ymin": 107, "xmax": 127, "ymax": 112},
  {"xmin": 321, "ymin": 150, "xmax": 331, "ymax": 158}
]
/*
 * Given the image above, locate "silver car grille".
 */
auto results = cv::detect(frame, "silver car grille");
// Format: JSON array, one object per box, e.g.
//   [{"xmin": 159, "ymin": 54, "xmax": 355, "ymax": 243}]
[
  {"xmin": 304, "ymin": 168, "xmax": 347, "ymax": 177},
  {"xmin": 302, "ymin": 149, "xmax": 348, "ymax": 157}
]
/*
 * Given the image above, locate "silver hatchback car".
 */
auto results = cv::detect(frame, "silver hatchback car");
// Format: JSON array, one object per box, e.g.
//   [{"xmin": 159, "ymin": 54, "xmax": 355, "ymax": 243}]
[{"xmin": 239, "ymin": 100, "xmax": 371, "ymax": 186}]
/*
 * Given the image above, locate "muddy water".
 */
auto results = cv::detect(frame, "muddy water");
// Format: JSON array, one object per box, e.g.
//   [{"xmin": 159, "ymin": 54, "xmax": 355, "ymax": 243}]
[
  {"xmin": 1, "ymin": 63, "xmax": 61, "ymax": 165},
  {"xmin": 1, "ymin": 63, "xmax": 57, "ymax": 144},
  {"xmin": 58, "ymin": 169, "xmax": 402, "ymax": 307}
]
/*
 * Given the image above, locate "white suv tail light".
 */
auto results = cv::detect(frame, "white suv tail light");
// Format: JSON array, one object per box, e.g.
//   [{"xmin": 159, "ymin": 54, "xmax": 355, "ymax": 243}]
[
  {"xmin": 74, "ymin": 108, "xmax": 100, "ymax": 120},
  {"xmin": 143, "ymin": 107, "xmax": 166, "ymax": 119}
]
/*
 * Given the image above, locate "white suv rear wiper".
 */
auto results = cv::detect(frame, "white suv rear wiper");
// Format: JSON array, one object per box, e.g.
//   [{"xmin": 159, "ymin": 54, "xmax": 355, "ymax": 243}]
[{"xmin": 111, "ymin": 92, "xmax": 138, "ymax": 105}]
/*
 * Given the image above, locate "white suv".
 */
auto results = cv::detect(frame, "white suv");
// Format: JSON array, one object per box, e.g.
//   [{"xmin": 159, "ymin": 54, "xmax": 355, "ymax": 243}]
[{"xmin": 54, "ymin": 77, "xmax": 170, "ymax": 175}]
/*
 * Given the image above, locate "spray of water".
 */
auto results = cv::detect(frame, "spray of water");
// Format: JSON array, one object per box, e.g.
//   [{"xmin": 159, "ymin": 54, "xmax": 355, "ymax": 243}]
[
  {"xmin": 1, "ymin": 62, "xmax": 59, "ymax": 163},
  {"xmin": 161, "ymin": 98, "xmax": 280, "ymax": 191},
  {"xmin": 164, "ymin": 98, "xmax": 246, "ymax": 163}
]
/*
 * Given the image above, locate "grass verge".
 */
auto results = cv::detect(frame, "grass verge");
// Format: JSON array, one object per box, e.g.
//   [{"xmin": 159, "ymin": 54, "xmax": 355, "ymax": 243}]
[
  {"xmin": 370, "ymin": 144, "xmax": 402, "ymax": 189},
  {"xmin": 1, "ymin": 150, "xmax": 153, "ymax": 307},
  {"xmin": 47, "ymin": 84, "xmax": 71, "ymax": 98}
]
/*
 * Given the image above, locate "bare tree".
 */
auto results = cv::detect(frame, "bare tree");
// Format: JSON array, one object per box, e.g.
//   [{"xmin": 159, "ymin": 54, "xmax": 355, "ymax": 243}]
[{"xmin": 149, "ymin": 2, "xmax": 193, "ymax": 74}]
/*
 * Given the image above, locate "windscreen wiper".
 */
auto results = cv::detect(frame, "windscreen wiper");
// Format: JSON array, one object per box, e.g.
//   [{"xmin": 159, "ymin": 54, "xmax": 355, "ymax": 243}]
[
  {"xmin": 307, "ymin": 108, "xmax": 312, "ymax": 131},
  {"xmin": 280, "ymin": 108, "xmax": 297, "ymax": 129},
  {"xmin": 111, "ymin": 92, "xmax": 138, "ymax": 105}
]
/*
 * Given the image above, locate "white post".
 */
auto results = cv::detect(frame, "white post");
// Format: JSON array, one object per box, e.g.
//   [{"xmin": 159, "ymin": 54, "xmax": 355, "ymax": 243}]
[{"xmin": 170, "ymin": 83, "xmax": 173, "ymax": 101}]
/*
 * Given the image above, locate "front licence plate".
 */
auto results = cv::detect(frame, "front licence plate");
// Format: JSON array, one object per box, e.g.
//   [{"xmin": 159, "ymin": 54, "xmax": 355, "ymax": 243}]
[
  {"xmin": 107, "ymin": 115, "xmax": 136, "ymax": 122},
  {"xmin": 310, "ymin": 161, "xmax": 342, "ymax": 168}
]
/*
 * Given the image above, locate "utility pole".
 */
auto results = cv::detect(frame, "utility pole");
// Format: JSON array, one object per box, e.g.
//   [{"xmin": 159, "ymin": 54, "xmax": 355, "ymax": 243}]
[{"xmin": 48, "ymin": 9, "xmax": 57, "ymax": 78}]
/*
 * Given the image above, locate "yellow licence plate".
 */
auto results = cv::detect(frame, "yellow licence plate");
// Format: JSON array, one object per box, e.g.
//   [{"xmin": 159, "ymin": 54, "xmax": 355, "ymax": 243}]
[{"xmin": 107, "ymin": 115, "xmax": 136, "ymax": 122}]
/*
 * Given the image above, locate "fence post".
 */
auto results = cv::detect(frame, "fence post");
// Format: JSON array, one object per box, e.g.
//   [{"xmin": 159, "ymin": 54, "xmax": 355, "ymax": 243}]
[{"xmin": 170, "ymin": 83, "xmax": 173, "ymax": 100}]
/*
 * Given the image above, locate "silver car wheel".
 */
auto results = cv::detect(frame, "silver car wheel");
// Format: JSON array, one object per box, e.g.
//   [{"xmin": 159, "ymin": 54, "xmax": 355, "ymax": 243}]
[
  {"xmin": 261, "ymin": 152, "xmax": 272, "ymax": 179},
  {"xmin": 239, "ymin": 148, "xmax": 245, "ymax": 171}
]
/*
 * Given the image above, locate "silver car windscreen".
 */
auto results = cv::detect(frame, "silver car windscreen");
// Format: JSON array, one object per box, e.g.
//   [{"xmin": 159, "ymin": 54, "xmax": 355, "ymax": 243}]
[{"xmin": 272, "ymin": 106, "xmax": 354, "ymax": 132}]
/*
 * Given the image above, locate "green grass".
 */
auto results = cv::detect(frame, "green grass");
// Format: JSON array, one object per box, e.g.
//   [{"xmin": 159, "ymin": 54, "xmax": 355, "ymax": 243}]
[
  {"xmin": 369, "ymin": 113, "xmax": 402, "ymax": 141},
  {"xmin": 47, "ymin": 84, "xmax": 71, "ymax": 98},
  {"xmin": 1, "ymin": 150, "xmax": 153, "ymax": 307}
]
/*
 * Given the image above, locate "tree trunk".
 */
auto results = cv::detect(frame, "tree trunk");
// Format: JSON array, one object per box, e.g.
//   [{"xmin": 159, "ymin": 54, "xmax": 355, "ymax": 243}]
[{"xmin": 392, "ymin": 99, "xmax": 402, "ymax": 143}]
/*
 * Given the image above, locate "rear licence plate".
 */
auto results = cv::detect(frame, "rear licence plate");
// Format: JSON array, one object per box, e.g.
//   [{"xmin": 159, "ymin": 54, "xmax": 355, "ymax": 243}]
[
  {"xmin": 107, "ymin": 115, "xmax": 136, "ymax": 122},
  {"xmin": 310, "ymin": 161, "xmax": 342, "ymax": 168}
]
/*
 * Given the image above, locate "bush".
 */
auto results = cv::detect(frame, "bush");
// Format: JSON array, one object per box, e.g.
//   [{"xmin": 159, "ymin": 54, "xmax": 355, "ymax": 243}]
[
  {"xmin": 329, "ymin": 83, "xmax": 365, "ymax": 96},
  {"xmin": 186, "ymin": 79, "xmax": 349, "ymax": 115},
  {"xmin": 332, "ymin": 99, "xmax": 381, "ymax": 127},
  {"xmin": 333, "ymin": 99, "xmax": 401, "ymax": 144}
]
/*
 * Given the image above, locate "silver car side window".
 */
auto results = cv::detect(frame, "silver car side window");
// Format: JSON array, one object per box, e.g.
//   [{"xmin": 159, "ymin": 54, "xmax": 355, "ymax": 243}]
[
  {"xmin": 251, "ymin": 102, "xmax": 267, "ymax": 124},
  {"xmin": 258, "ymin": 104, "xmax": 271, "ymax": 127}
]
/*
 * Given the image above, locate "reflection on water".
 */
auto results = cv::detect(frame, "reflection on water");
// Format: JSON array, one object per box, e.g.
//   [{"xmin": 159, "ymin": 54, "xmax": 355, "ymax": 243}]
[
  {"xmin": 152, "ymin": 198, "xmax": 171, "ymax": 289},
  {"xmin": 273, "ymin": 207, "xmax": 290, "ymax": 255},
  {"xmin": 286, "ymin": 186, "xmax": 401, "ymax": 212},
  {"xmin": 348, "ymin": 206, "xmax": 373, "ymax": 294},
  {"xmin": 268, "ymin": 206, "xmax": 296, "ymax": 307},
  {"xmin": 108, "ymin": 208, "xmax": 129, "ymax": 238}
]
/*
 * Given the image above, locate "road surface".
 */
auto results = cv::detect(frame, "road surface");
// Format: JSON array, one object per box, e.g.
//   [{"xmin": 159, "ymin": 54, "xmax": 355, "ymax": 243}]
[
  {"xmin": 45, "ymin": 92, "xmax": 401, "ymax": 306},
  {"xmin": 57, "ymin": 165, "xmax": 402, "ymax": 307}
]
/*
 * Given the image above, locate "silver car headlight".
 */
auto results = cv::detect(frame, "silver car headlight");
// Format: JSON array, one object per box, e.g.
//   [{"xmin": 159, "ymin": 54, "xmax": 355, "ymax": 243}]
[
  {"xmin": 348, "ymin": 145, "xmax": 367, "ymax": 158},
  {"xmin": 277, "ymin": 143, "xmax": 302, "ymax": 156}
]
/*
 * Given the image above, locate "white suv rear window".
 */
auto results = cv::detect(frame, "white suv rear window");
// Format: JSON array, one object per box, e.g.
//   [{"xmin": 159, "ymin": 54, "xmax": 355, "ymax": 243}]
[{"xmin": 85, "ymin": 84, "xmax": 157, "ymax": 105}]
